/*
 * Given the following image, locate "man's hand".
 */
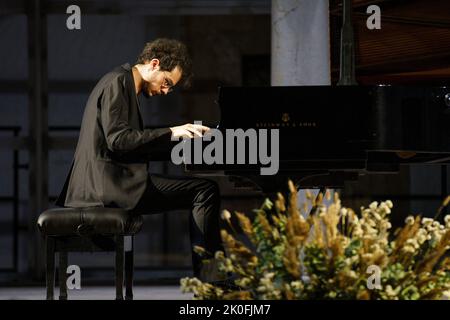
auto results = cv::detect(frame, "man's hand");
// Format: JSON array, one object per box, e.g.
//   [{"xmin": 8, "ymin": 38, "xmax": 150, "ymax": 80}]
[{"xmin": 170, "ymin": 123, "xmax": 211, "ymax": 139}]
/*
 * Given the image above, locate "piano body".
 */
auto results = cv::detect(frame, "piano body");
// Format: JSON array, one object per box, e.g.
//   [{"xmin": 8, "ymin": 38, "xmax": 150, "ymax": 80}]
[
  {"xmin": 186, "ymin": 85, "xmax": 450, "ymax": 193},
  {"xmin": 185, "ymin": 0, "xmax": 450, "ymax": 195}
]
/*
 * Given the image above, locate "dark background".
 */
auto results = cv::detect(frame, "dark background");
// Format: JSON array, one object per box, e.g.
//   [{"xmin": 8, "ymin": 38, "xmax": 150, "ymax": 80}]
[{"xmin": 0, "ymin": 0, "xmax": 449, "ymax": 286}]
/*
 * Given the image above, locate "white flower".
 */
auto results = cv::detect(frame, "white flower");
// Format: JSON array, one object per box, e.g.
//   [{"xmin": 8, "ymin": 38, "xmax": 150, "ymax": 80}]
[
  {"xmin": 264, "ymin": 272, "xmax": 275, "ymax": 280},
  {"xmin": 367, "ymin": 219, "xmax": 377, "ymax": 228},
  {"xmin": 382, "ymin": 221, "xmax": 392, "ymax": 230},
  {"xmin": 291, "ymin": 281, "xmax": 303, "ymax": 290},
  {"xmin": 380, "ymin": 202, "xmax": 391, "ymax": 214},
  {"xmin": 385, "ymin": 285, "xmax": 400, "ymax": 297},
  {"xmin": 442, "ymin": 290, "xmax": 450, "ymax": 300},
  {"xmin": 444, "ymin": 215, "xmax": 450, "ymax": 228},
  {"xmin": 362, "ymin": 210, "xmax": 371, "ymax": 219},
  {"xmin": 405, "ymin": 216, "xmax": 415, "ymax": 226},
  {"xmin": 369, "ymin": 201, "xmax": 379, "ymax": 210},
  {"xmin": 353, "ymin": 227, "xmax": 363, "ymax": 238},
  {"xmin": 422, "ymin": 217, "xmax": 433, "ymax": 226},
  {"xmin": 214, "ymin": 251, "xmax": 225, "ymax": 259},
  {"xmin": 402, "ymin": 245, "xmax": 415, "ymax": 254},
  {"xmin": 417, "ymin": 234, "xmax": 427, "ymax": 244},
  {"xmin": 373, "ymin": 212, "xmax": 382, "ymax": 221},
  {"xmin": 432, "ymin": 221, "xmax": 441, "ymax": 228},
  {"xmin": 431, "ymin": 231, "xmax": 443, "ymax": 243},
  {"xmin": 256, "ymin": 286, "xmax": 267, "ymax": 292},
  {"xmin": 406, "ymin": 238, "xmax": 419, "ymax": 249},
  {"xmin": 385, "ymin": 200, "xmax": 393, "ymax": 209},
  {"xmin": 362, "ymin": 253, "xmax": 374, "ymax": 260},
  {"xmin": 221, "ymin": 209, "xmax": 231, "ymax": 221},
  {"xmin": 417, "ymin": 228, "xmax": 427, "ymax": 237}
]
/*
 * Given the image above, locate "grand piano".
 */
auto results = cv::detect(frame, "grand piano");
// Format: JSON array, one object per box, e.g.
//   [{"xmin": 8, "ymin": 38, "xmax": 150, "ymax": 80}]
[
  {"xmin": 184, "ymin": 0, "xmax": 450, "ymax": 194},
  {"xmin": 185, "ymin": 85, "xmax": 450, "ymax": 193}
]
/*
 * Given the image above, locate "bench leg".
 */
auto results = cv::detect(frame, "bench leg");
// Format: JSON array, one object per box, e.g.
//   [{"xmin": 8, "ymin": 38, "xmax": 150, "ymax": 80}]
[
  {"xmin": 115, "ymin": 235, "xmax": 124, "ymax": 300},
  {"xmin": 46, "ymin": 237, "xmax": 55, "ymax": 300},
  {"xmin": 125, "ymin": 236, "xmax": 134, "ymax": 300},
  {"xmin": 59, "ymin": 249, "xmax": 68, "ymax": 300}
]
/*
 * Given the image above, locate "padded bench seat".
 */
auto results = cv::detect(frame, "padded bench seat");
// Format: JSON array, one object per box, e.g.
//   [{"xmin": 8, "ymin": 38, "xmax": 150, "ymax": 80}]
[
  {"xmin": 37, "ymin": 207, "xmax": 143, "ymax": 236},
  {"xmin": 37, "ymin": 207, "xmax": 143, "ymax": 300}
]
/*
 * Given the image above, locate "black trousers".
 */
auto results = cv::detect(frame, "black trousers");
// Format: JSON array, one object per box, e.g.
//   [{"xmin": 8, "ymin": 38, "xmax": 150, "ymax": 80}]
[{"xmin": 130, "ymin": 173, "xmax": 224, "ymax": 280}]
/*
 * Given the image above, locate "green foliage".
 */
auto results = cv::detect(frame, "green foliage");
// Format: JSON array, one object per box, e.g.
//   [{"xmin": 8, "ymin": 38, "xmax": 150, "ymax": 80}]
[{"xmin": 180, "ymin": 186, "xmax": 450, "ymax": 300}]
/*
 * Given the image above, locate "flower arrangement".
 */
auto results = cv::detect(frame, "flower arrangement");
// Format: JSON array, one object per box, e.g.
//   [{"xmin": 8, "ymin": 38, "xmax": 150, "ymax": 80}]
[{"xmin": 180, "ymin": 181, "xmax": 450, "ymax": 300}]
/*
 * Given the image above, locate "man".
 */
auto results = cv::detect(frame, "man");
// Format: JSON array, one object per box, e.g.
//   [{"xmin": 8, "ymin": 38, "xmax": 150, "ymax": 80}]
[{"xmin": 56, "ymin": 38, "xmax": 224, "ymax": 282}]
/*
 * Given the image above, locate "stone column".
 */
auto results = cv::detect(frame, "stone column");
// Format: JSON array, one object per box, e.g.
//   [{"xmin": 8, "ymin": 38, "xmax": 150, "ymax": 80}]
[
  {"xmin": 271, "ymin": 0, "xmax": 331, "ymax": 86},
  {"xmin": 271, "ymin": 0, "xmax": 331, "ymax": 209}
]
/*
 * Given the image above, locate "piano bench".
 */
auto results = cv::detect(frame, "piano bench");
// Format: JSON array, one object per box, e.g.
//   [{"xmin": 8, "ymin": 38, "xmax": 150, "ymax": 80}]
[{"xmin": 36, "ymin": 207, "xmax": 143, "ymax": 300}]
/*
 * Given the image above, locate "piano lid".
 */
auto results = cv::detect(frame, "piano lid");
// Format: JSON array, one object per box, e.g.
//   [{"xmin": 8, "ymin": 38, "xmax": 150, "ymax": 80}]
[{"xmin": 216, "ymin": 85, "xmax": 450, "ymax": 154}]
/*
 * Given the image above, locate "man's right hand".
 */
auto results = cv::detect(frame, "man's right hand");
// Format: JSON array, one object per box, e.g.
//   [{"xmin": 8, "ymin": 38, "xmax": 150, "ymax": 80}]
[{"xmin": 170, "ymin": 123, "xmax": 211, "ymax": 139}]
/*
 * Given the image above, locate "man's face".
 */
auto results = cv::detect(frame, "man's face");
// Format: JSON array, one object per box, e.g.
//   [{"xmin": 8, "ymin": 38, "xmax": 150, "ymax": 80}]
[{"xmin": 140, "ymin": 60, "xmax": 182, "ymax": 98}]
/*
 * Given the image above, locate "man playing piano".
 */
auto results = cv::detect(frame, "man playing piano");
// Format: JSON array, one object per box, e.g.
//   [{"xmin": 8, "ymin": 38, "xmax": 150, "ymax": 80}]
[{"xmin": 55, "ymin": 38, "xmax": 226, "ymax": 283}]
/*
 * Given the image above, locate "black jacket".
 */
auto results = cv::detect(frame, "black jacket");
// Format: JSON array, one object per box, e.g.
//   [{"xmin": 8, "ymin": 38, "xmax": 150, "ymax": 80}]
[{"xmin": 56, "ymin": 63, "xmax": 171, "ymax": 210}]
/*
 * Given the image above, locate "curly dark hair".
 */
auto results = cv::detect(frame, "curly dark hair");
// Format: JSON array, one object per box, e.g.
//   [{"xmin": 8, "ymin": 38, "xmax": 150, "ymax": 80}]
[{"xmin": 136, "ymin": 38, "xmax": 193, "ymax": 88}]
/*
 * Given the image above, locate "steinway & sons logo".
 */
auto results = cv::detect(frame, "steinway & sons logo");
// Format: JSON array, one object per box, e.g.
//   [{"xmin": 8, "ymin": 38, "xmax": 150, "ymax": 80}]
[
  {"xmin": 171, "ymin": 121, "xmax": 279, "ymax": 176},
  {"xmin": 255, "ymin": 112, "xmax": 317, "ymax": 128}
]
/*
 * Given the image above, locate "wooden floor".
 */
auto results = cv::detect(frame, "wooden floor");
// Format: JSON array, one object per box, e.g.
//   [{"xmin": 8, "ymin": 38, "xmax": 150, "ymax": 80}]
[{"xmin": 0, "ymin": 285, "xmax": 192, "ymax": 300}]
